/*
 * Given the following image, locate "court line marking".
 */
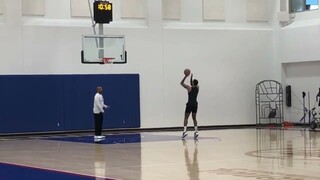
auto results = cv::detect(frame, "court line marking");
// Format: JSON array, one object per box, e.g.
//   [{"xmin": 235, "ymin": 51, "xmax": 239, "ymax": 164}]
[{"xmin": 0, "ymin": 161, "xmax": 120, "ymax": 180}]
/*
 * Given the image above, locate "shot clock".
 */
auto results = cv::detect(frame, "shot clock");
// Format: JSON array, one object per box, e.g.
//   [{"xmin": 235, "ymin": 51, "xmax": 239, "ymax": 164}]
[{"xmin": 94, "ymin": 1, "xmax": 113, "ymax": 24}]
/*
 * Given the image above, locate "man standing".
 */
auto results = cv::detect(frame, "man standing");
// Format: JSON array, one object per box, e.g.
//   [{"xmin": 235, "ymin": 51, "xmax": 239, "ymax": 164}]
[
  {"xmin": 93, "ymin": 86, "xmax": 109, "ymax": 142},
  {"xmin": 180, "ymin": 73, "xmax": 199, "ymax": 139}
]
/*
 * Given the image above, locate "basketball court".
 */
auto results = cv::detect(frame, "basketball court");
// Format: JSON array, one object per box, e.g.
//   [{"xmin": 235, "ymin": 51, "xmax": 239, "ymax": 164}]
[
  {"xmin": 0, "ymin": 128, "xmax": 320, "ymax": 179},
  {"xmin": 1, "ymin": 0, "xmax": 320, "ymax": 179}
]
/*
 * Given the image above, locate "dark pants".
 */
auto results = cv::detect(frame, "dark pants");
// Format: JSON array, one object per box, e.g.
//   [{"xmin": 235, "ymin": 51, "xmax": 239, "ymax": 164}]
[{"xmin": 94, "ymin": 113, "xmax": 103, "ymax": 136}]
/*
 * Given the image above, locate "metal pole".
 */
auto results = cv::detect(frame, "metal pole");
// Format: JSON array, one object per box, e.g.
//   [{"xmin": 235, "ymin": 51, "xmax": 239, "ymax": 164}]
[
  {"xmin": 88, "ymin": 0, "xmax": 98, "ymax": 48},
  {"xmin": 308, "ymin": 92, "xmax": 311, "ymax": 124},
  {"xmin": 256, "ymin": 88, "xmax": 258, "ymax": 124},
  {"xmin": 98, "ymin": 24, "xmax": 104, "ymax": 58},
  {"xmin": 88, "ymin": 0, "xmax": 97, "ymax": 35},
  {"xmin": 303, "ymin": 96, "xmax": 306, "ymax": 125}
]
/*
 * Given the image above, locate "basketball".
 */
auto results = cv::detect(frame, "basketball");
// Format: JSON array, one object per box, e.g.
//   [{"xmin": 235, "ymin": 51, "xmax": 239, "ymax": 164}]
[{"xmin": 184, "ymin": 69, "xmax": 191, "ymax": 76}]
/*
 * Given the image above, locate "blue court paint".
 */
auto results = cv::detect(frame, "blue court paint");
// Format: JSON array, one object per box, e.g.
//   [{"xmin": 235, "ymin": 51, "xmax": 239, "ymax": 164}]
[
  {"xmin": 49, "ymin": 134, "xmax": 141, "ymax": 144},
  {"xmin": 0, "ymin": 162, "xmax": 115, "ymax": 180},
  {"xmin": 48, "ymin": 133, "xmax": 221, "ymax": 144}
]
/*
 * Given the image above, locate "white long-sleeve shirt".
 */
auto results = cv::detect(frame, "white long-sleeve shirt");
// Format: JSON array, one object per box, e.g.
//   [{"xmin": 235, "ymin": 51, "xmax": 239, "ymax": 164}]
[{"xmin": 93, "ymin": 93, "xmax": 108, "ymax": 114}]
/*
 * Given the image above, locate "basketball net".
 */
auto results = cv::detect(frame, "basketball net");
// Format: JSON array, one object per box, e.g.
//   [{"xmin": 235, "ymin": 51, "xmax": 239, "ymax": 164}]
[{"xmin": 101, "ymin": 57, "xmax": 115, "ymax": 64}]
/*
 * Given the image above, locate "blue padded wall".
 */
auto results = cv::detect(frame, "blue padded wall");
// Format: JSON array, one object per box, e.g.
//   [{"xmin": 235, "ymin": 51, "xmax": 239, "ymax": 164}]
[{"xmin": 0, "ymin": 74, "xmax": 140, "ymax": 134}]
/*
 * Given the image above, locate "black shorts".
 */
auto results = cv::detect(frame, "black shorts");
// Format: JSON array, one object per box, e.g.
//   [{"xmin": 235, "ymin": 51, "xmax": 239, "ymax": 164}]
[{"xmin": 185, "ymin": 103, "xmax": 198, "ymax": 113}]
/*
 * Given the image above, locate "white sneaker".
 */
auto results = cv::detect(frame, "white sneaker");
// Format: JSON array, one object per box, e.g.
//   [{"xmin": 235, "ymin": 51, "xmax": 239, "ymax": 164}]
[
  {"xmin": 194, "ymin": 132, "xmax": 199, "ymax": 139},
  {"xmin": 182, "ymin": 132, "xmax": 188, "ymax": 139},
  {"xmin": 94, "ymin": 138, "xmax": 103, "ymax": 143},
  {"xmin": 94, "ymin": 135, "xmax": 105, "ymax": 139}
]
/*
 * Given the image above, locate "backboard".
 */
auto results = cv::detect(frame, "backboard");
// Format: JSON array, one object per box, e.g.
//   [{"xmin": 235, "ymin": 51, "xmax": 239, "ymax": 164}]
[{"xmin": 81, "ymin": 35, "xmax": 127, "ymax": 64}]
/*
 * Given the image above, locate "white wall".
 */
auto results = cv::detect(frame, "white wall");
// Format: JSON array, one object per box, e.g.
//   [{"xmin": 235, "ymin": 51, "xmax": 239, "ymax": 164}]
[
  {"xmin": 247, "ymin": 0, "xmax": 268, "ymax": 22},
  {"xmin": 0, "ymin": 0, "xmax": 4, "ymax": 15},
  {"xmin": 203, "ymin": 0, "xmax": 225, "ymax": 21},
  {"xmin": 22, "ymin": 0, "xmax": 45, "ymax": 16},
  {"xmin": 0, "ymin": 0, "xmax": 275, "ymax": 128},
  {"xmin": 0, "ymin": 0, "xmax": 23, "ymax": 73},
  {"xmin": 274, "ymin": 2, "xmax": 320, "ymax": 122},
  {"xmin": 162, "ymin": 29, "xmax": 273, "ymax": 127},
  {"xmin": 283, "ymin": 61, "xmax": 320, "ymax": 123},
  {"xmin": 162, "ymin": 0, "xmax": 180, "ymax": 20}
]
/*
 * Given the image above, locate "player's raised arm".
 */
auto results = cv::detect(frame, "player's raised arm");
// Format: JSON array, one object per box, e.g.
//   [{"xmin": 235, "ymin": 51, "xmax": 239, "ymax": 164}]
[{"xmin": 181, "ymin": 75, "xmax": 191, "ymax": 92}]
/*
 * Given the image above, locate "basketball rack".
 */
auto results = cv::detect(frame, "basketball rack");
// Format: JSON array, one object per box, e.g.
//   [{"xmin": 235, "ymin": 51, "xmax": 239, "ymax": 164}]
[{"xmin": 255, "ymin": 80, "xmax": 284, "ymax": 126}]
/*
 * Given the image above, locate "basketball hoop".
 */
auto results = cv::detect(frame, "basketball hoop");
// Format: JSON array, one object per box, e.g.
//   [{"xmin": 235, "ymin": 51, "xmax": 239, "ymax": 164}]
[{"xmin": 101, "ymin": 57, "xmax": 115, "ymax": 64}]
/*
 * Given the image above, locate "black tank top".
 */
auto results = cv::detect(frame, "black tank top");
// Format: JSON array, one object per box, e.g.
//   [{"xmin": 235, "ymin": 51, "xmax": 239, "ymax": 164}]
[{"xmin": 187, "ymin": 87, "xmax": 199, "ymax": 105}]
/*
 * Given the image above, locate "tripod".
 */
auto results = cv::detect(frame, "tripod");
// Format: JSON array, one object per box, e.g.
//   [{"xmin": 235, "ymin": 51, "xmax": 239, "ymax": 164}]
[
  {"xmin": 310, "ymin": 88, "xmax": 320, "ymax": 130},
  {"xmin": 299, "ymin": 92, "xmax": 311, "ymax": 125}
]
